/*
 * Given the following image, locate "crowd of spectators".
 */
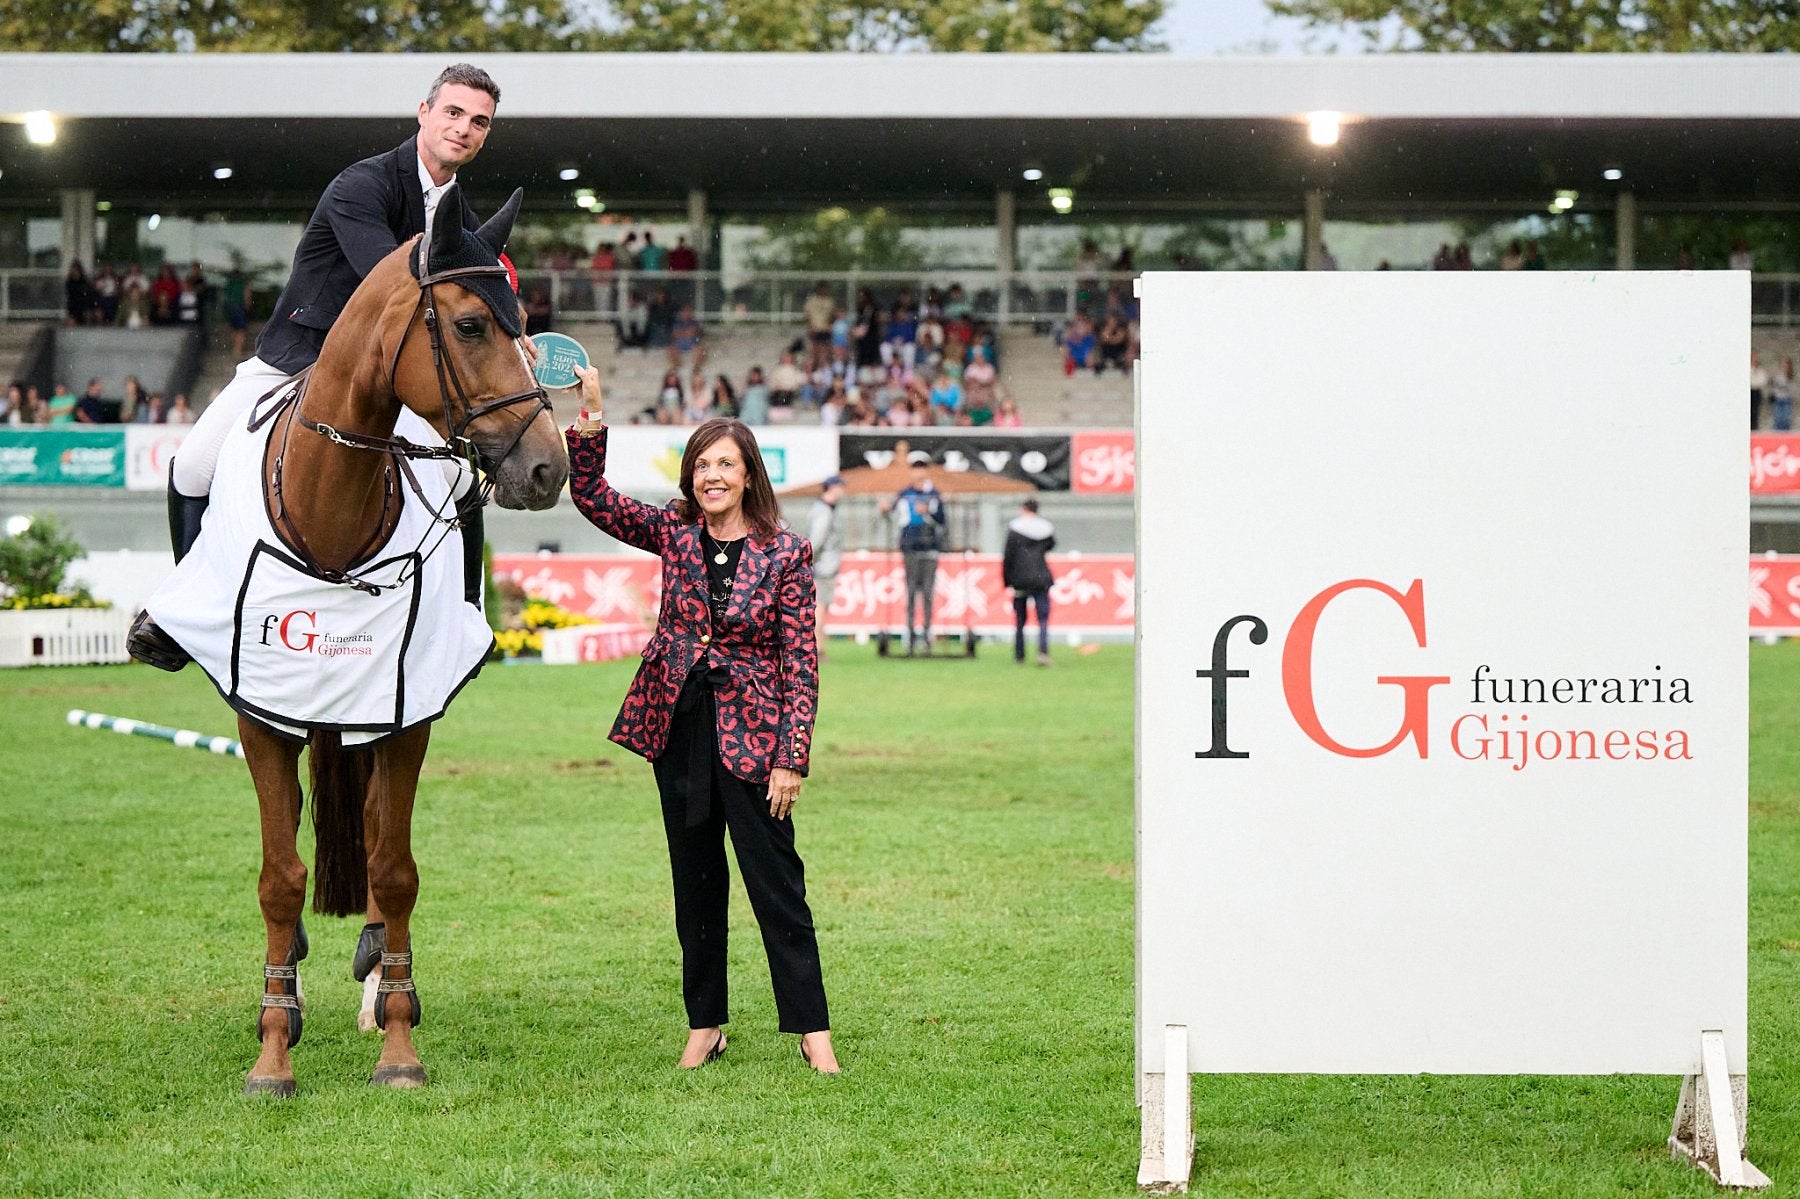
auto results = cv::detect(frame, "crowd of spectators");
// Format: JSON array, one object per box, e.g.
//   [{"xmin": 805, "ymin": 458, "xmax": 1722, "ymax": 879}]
[
  {"xmin": 2, "ymin": 376, "xmax": 194, "ymax": 425},
  {"xmin": 621, "ymin": 280, "xmax": 1016, "ymax": 429},
  {"xmin": 62, "ymin": 260, "xmax": 249, "ymax": 347}
]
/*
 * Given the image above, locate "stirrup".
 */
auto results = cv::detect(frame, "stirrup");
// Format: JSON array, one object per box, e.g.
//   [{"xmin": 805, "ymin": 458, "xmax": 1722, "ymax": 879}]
[
  {"xmin": 126, "ymin": 610, "xmax": 190, "ymax": 672},
  {"xmin": 373, "ymin": 951, "xmax": 421, "ymax": 1030},
  {"xmin": 259, "ymin": 963, "xmax": 304, "ymax": 1048}
]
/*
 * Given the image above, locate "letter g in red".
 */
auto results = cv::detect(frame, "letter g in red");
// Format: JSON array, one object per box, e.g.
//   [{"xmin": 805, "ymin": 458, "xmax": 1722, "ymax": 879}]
[
  {"xmin": 1281, "ymin": 579, "xmax": 1450, "ymax": 758},
  {"xmin": 279, "ymin": 610, "xmax": 319, "ymax": 653}
]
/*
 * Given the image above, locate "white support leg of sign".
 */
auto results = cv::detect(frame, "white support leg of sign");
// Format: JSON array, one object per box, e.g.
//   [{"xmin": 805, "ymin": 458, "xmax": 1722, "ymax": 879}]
[
  {"xmin": 1138, "ymin": 1025, "xmax": 1192, "ymax": 1194},
  {"xmin": 1668, "ymin": 1030, "xmax": 1770, "ymax": 1189}
]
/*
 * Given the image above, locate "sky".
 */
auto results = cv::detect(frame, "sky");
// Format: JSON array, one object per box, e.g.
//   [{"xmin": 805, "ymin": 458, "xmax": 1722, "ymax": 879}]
[{"xmin": 1156, "ymin": 0, "xmax": 1353, "ymax": 54}]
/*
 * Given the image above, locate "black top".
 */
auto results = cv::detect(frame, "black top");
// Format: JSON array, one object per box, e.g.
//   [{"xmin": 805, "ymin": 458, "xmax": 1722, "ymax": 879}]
[{"xmin": 703, "ymin": 532, "xmax": 746, "ymax": 627}]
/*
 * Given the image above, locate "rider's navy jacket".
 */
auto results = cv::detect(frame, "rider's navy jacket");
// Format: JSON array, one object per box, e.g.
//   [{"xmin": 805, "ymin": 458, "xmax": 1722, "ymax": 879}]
[{"xmin": 256, "ymin": 137, "xmax": 480, "ymax": 375}]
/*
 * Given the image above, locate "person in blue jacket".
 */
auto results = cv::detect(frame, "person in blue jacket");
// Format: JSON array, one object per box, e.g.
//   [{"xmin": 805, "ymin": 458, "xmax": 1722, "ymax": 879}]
[{"xmin": 880, "ymin": 459, "xmax": 947, "ymax": 655}]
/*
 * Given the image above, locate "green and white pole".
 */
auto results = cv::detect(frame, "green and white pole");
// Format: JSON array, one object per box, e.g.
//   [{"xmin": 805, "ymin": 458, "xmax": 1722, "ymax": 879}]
[{"xmin": 66, "ymin": 709, "xmax": 245, "ymax": 759}]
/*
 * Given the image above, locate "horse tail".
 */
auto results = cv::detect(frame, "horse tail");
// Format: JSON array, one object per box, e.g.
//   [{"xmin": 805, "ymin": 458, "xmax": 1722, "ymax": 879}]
[{"xmin": 308, "ymin": 730, "xmax": 371, "ymax": 917}]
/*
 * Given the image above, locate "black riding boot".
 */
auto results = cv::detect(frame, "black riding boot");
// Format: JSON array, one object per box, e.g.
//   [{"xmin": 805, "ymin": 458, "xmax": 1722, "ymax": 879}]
[
  {"xmin": 460, "ymin": 501, "xmax": 487, "ymax": 607},
  {"xmin": 126, "ymin": 482, "xmax": 210, "ymax": 671}
]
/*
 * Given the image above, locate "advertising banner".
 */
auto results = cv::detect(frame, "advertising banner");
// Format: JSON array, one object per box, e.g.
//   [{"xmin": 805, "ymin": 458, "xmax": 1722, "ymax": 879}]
[
  {"xmin": 600, "ymin": 426, "xmax": 840, "ymax": 499},
  {"xmin": 493, "ymin": 550, "xmax": 1135, "ymax": 635},
  {"xmin": 1138, "ymin": 272, "xmax": 1747, "ymax": 1078},
  {"xmin": 1749, "ymin": 433, "xmax": 1800, "ymax": 494},
  {"xmin": 0, "ymin": 429, "xmax": 126, "ymax": 487},
  {"xmin": 126, "ymin": 425, "xmax": 192, "ymax": 491},
  {"xmin": 1070, "ymin": 429, "xmax": 1135, "ymax": 494},
  {"xmin": 838, "ymin": 432, "xmax": 1070, "ymax": 490}
]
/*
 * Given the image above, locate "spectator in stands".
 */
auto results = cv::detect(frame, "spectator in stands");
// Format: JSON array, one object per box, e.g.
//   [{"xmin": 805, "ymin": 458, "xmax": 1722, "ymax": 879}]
[
  {"xmin": 92, "ymin": 262, "xmax": 121, "ymax": 325},
  {"xmin": 1064, "ymin": 309, "xmax": 1097, "ymax": 373},
  {"xmin": 47, "ymin": 382, "xmax": 77, "ymax": 424},
  {"xmin": 964, "ymin": 344, "xmax": 997, "ymax": 403},
  {"xmin": 852, "ymin": 287, "xmax": 884, "ymax": 371},
  {"xmin": 1676, "ymin": 245, "xmax": 1696, "ymax": 270},
  {"xmin": 23, "ymin": 385, "xmax": 46, "ymax": 424},
  {"xmin": 522, "ymin": 284, "xmax": 553, "ymax": 337},
  {"xmin": 769, "ymin": 349, "xmax": 805, "ymax": 408},
  {"xmin": 915, "ymin": 310, "xmax": 945, "ymax": 362},
  {"xmin": 993, "ymin": 396, "xmax": 1023, "ymax": 428},
  {"xmin": 1451, "ymin": 243, "xmax": 1473, "ymax": 271},
  {"xmin": 1096, "ymin": 314, "xmax": 1130, "ymax": 375},
  {"xmin": 1003, "ymin": 498, "xmax": 1056, "ymax": 668},
  {"xmin": 658, "ymin": 369, "xmax": 685, "ymax": 421},
  {"xmin": 880, "ymin": 459, "xmax": 947, "ymax": 655},
  {"xmin": 708, "ymin": 373, "xmax": 738, "ymax": 420},
  {"xmin": 1432, "ymin": 244, "xmax": 1453, "ymax": 271},
  {"xmin": 119, "ymin": 270, "xmax": 150, "ymax": 330},
  {"xmin": 1, "ymin": 383, "xmax": 20, "ymax": 424},
  {"xmin": 668, "ymin": 235, "xmax": 698, "ymax": 272},
  {"xmin": 1774, "ymin": 358, "xmax": 1795, "ymax": 432},
  {"xmin": 646, "ymin": 286, "xmax": 676, "ymax": 349},
  {"xmin": 221, "ymin": 267, "xmax": 251, "ymax": 356},
  {"xmin": 64, "ymin": 260, "xmax": 94, "ymax": 326},
  {"xmin": 618, "ymin": 231, "xmax": 640, "ymax": 270},
  {"xmin": 142, "ymin": 392, "xmax": 168, "ymax": 424},
  {"xmin": 1076, "ymin": 240, "xmax": 1103, "ymax": 309},
  {"xmin": 1315, "ymin": 243, "xmax": 1340, "ymax": 271},
  {"xmin": 590, "ymin": 242, "xmax": 618, "ymax": 317},
  {"xmin": 120, "ymin": 375, "xmax": 145, "ymax": 423},
  {"xmin": 928, "ymin": 371, "xmax": 961, "ymax": 417},
  {"xmin": 182, "ymin": 262, "xmax": 211, "ymax": 326},
  {"xmin": 684, "ymin": 369, "xmax": 713, "ymax": 424},
  {"xmin": 74, "ymin": 378, "xmax": 107, "ymax": 424},
  {"xmin": 803, "ymin": 280, "xmax": 835, "ymax": 373},
  {"xmin": 167, "ymin": 394, "xmax": 194, "ymax": 424},
  {"xmin": 620, "ymin": 290, "xmax": 650, "ymax": 349},
  {"xmin": 637, "ymin": 231, "xmax": 667, "ymax": 273},
  {"xmin": 1523, "ymin": 241, "xmax": 1547, "ymax": 270},
  {"xmin": 739, "ymin": 366, "xmax": 771, "ymax": 425},
  {"xmin": 1500, "ymin": 240, "xmax": 1525, "ymax": 270},
  {"xmin": 819, "ymin": 380, "xmax": 849, "ymax": 427},
  {"xmin": 1752, "ymin": 350, "xmax": 1769, "ymax": 430},
  {"xmin": 882, "ymin": 295, "xmax": 918, "ymax": 374},
  {"xmin": 150, "ymin": 264, "xmax": 182, "ymax": 325},
  {"xmin": 1729, "ymin": 239, "xmax": 1754, "ymax": 271},
  {"xmin": 177, "ymin": 278, "xmax": 203, "ymax": 327},
  {"xmin": 1112, "ymin": 246, "xmax": 1136, "ymax": 275},
  {"xmin": 943, "ymin": 283, "xmax": 971, "ymax": 321},
  {"xmin": 844, "ymin": 395, "xmax": 879, "ymax": 427},
  {"xmin": 669, "ymin": 303, "xmax": 706, "ymax": 371}
]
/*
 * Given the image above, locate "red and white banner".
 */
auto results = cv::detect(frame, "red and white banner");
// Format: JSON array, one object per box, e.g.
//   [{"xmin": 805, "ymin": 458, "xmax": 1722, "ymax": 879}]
[
  {"xmin": 1749, "ymin": 555, "xmax": 1800, "ymax": 632},
  {"xmin": 1071, "ymin": 430, "xmax": 1135, "ymax": 494},
  {"xmin": 1750, "ymin": 434, "xmax": 1800, "ymax": 494},
  {"xmin": 494, "ymin": 550, "xmax": 1136, "ymax": 635}
]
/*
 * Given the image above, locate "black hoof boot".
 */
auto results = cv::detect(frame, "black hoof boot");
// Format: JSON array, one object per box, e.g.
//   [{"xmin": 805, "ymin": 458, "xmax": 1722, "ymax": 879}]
[{"xmin": 126, "ymin": 610, "xmax": 190, "ymax": 672}]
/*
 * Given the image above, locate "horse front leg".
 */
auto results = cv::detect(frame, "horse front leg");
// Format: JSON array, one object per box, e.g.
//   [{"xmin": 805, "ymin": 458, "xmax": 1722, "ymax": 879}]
[
  {"xmin": 355, "ymin": 803, "xmax": 388, "ymax": 1033},
  {"xmin": 239, "ymin": 718, "xmax": 307, "ymax": 1097},
  {"xmin": 367, "ymin": 724, "xmax": 430, "ymax": 1087}
]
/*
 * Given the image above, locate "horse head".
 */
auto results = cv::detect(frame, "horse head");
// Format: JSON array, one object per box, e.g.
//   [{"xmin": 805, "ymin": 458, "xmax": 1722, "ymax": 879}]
[{"xmin": 384, "ymin": 184, "xmax": 569, "ymax": 511}]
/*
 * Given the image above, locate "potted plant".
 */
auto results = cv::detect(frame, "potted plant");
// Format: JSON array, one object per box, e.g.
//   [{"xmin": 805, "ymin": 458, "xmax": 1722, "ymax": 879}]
[{"xmin": 0, "ymin": 513, "xmax": 128, "ymax": 667}]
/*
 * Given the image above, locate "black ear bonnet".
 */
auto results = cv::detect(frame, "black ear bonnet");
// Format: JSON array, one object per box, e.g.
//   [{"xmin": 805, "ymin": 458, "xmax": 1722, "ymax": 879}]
[{"xmin": 412, "ymin": 184, "xmax": 524, "ymax": 339}]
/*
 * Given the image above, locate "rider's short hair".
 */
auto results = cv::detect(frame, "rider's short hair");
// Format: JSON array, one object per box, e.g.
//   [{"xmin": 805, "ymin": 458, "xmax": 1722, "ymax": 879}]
[{"xmin": 426, "ymin": 64, "xmax": 500, "ymax": 109}]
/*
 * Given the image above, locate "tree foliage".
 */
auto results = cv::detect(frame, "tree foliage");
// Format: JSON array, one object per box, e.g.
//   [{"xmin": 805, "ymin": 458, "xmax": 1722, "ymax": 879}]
[
  {"xmin": 1264, "ymin": 0, "xmax": 1800, "ymax": 51},
  {"xmin": 0, "ymin": 513, "xmax": 90, "ymax": 605},
  {"xmin": 3, "ymin": 0, "xmax": 1163, "ymax": 52}
]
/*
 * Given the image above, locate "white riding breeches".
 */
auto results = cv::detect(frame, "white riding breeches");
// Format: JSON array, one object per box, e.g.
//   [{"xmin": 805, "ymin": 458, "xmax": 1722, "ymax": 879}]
[{"xmin": 170, "ymin": 357, "xmax": 295, "ymax": 497}]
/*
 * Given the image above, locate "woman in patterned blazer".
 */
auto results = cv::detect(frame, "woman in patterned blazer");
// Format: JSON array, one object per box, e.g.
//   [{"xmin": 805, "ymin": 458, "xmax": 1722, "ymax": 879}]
[{"xmin": 565, "ymin": 367, "xmax": 839, "ymax": 1074}]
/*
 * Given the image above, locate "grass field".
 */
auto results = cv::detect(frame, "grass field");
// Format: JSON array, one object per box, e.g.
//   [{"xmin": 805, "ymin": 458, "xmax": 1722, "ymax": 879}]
[{"xmin": 0, "ymin": 642, "xmax": 1795, "ymax": 1198}]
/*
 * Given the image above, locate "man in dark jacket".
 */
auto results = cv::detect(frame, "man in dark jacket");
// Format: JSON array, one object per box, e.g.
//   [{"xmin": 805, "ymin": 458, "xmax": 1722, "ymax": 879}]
[
  {"xmin": 1002, "ymin": 498, "xmax": 1057, "ymax": 666},
  {"xmin": 132, "ymin": 63, "xmax": 503, "ymax": 672}
]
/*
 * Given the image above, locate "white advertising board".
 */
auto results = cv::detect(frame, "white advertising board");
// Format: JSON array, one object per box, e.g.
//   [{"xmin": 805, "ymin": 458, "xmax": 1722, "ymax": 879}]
[
  {"xmin": 600, "ymin": 425, "xmax": 840, "ymax": 499},
  {"xmin": 126, "ymin": 424, "xmax": 192, "ymax": 491},
  {"xmin": 1136, "ymin": 272, "xmax": 1747, "ymax": 1079}
]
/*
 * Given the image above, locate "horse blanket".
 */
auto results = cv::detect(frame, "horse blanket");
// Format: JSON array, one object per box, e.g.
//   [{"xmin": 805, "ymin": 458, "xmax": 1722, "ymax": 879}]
[{"xmin": 149, "ymin": 396, "xmax": 493, "ymax": 745}]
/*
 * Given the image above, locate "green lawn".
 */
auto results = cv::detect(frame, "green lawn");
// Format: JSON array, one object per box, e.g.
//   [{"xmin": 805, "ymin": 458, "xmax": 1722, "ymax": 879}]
[{"xmin": 0, "ymin": 642, "xmax": 1794, "ymax": 1198}]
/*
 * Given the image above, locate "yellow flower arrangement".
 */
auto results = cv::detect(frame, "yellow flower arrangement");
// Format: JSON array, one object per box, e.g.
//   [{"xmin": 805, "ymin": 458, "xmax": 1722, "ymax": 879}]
[{"xmin": 492, "ymin": 599, "xmax": 592, "ymax": 658}]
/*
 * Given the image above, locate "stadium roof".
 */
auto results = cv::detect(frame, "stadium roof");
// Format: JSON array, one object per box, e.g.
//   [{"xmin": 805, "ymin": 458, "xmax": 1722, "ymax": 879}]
[{"xmin": 2, "ymin": 53, "xmax": 1799, "ymax": 212}]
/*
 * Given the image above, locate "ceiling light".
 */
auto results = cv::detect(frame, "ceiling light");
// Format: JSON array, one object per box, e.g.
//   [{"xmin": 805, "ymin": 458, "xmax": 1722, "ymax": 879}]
[
  {"xmin": 96, "ymin": 200, "xmax": 111, "ymax": 212},
  {"xmin": 1048, "ymin": 188, "xmax": 1074, "ymax": 214},
  {"xmin": 559, "ymin": 167, "xmax": 580, "ymax": 181},
  {"xmin": 1021, "ymin": 168, "xmax": 1044, "ymax": 182},
  {"xmin": 24, "ymin": 111, "xmax": 55, "ymax": 146},
  {"xmin": 213, "ymin": 166, "xmax": 234, "ymax": 181},
  {"xmin": 1552, "ymin": 189, "xmax": 1578, "ymax": 211},
  {"xmin": 1603, "ymin": 167, "xmax": 1623, "ymax": 182},
  {"xmin": 1306, "ymin": 111, "xmax": 1342, "ymax": 147},
  {"xmin": 575, "ymin": 196, "xmax": 595, "ymax": 209},
  {"xmin": 146, "ymin": 214, "xmax": 161, "ymax": 231}
]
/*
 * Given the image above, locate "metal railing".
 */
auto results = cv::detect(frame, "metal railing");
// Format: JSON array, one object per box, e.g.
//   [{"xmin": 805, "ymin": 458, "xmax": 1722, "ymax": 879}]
[{"xmin": 11, "ymin": 266, "xmax": 1800, "ymax": 326}]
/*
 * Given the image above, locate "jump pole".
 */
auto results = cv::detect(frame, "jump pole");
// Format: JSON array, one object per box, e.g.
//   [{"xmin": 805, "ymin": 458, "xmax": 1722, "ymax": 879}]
[{"xmin": 66, "ymin": 709, "xmax": 245, "ymax": 759}]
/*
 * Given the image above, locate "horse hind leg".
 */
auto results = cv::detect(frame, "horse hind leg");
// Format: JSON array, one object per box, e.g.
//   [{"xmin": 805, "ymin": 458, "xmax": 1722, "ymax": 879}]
[
  {"xmin": 366, "ymin": 724, "xmax": 431, "ymax": 1088},
  {"xmin": 239, "ymin": 718, "xmax": 308, "ymax": 1098}
]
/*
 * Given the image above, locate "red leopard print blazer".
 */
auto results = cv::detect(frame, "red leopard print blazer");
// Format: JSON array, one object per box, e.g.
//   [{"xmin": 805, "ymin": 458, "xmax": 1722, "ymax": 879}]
[{"xmin": 566, "ymin": 426, "xmax": 818, "ymax": 781}]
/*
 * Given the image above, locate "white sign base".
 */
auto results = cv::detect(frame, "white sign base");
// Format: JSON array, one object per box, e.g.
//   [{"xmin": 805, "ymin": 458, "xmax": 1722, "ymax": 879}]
[
  {"xmin": 1137, "ymin": 1025, "xmax": 1192, "ymax": 1194},
  {"xmin": 1669, "ymin": 1031, "xmax": 1770, "ymax": 1190}
]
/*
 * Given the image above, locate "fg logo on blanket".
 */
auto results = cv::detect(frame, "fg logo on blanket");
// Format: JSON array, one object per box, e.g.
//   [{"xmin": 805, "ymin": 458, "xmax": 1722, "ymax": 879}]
[{"xmin": 258, "ymin": 610, "xmax": 375, "ymax": 657}]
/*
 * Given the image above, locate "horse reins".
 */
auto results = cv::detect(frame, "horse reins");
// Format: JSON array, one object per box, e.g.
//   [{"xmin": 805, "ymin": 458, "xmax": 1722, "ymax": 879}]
[{"xmin": 265, "ymin": 259, "xmax": 551, "ymax": 594}]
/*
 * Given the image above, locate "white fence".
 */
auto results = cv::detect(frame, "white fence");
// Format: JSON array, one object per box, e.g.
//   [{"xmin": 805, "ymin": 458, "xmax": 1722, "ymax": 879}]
[{"xmin": 0, "ymin": 608, "xmax": 134, "ymax": 667}]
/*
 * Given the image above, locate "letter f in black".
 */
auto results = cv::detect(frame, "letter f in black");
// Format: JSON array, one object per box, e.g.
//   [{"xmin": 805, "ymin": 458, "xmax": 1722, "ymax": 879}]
[{"xmin": 1196, "ymin": 615, "xmax": 1267, "ymax": 759}]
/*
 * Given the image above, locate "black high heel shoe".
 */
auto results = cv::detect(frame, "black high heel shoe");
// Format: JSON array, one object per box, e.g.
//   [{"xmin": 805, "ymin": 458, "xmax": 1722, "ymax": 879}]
[
  {"xmin": 800, "ymin": 1037, "xmax": 841, "ymax": 1074},
  {"xmin": 681, "ymin": 1031, "xmax": 725, "ymax": 1069}
]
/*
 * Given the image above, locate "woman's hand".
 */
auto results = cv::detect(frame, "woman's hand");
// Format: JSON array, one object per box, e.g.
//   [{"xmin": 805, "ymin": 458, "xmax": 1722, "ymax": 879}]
[
  {"xmin": 768, "ymin": 767, "xmax": 802, "ymax": 820},
  {"xmin": 574, "ymin": 365, "xmax": 604, "ymax": 431}
]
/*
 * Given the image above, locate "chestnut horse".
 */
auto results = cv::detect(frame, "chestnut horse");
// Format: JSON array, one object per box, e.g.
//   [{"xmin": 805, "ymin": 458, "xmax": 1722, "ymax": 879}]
[{"xmin": 239, "ymin": 186, "xmax": 566, "ymax": 1096}]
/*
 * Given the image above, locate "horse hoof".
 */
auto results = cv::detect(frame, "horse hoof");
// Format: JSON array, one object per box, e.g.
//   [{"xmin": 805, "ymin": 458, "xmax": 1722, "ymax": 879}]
[
  {"xmin": 243, "ymin": 1075, "xmax": 296, "ymax": 1099},
  {"xmin": 370, "ymin": 1064, "xmax": 426, "ymax": 1088}
]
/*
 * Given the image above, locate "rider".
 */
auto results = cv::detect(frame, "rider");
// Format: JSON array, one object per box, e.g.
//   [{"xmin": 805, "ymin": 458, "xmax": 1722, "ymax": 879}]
[{"xmin": 130, "ymin": 62, "xmax": 506, "ymax": 671}]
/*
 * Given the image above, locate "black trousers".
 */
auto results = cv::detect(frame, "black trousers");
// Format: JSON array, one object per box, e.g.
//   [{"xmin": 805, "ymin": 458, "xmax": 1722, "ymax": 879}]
[
  {"xmin": 652, "ymin": 673, "xmax": 830, "ymax": 1034},
  {"xmin": 1013, "ymin": 590, "xmax": 1050, "ymax": 660}
]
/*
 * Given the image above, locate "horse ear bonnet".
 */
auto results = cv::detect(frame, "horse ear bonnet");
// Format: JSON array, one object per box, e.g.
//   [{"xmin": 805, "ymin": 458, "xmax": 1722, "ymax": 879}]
[{"xmin": 413, "ymin": 184, "xmax": 524, "ymax": 339}]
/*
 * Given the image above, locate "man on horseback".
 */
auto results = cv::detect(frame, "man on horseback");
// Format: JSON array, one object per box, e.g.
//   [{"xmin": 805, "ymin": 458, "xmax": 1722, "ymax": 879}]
[{"xmin": 129, "ymin": 62, "xmax": 506, "ymax": 671}]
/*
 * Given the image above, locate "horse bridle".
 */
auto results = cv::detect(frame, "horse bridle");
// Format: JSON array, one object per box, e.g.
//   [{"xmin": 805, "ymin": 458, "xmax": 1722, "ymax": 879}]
[{"xmin": 270, "ymin": 261, "xmax": 552, "ymax": 593}]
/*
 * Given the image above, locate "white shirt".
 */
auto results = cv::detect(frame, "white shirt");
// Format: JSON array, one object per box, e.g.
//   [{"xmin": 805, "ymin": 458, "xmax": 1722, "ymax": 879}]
[{"xmin": 418, "ymin": 155, "xmax": 456, "ymax": 242}]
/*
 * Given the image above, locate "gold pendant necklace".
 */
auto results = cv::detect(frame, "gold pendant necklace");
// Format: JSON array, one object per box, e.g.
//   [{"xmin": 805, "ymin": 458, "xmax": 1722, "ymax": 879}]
[{"xmin": 706, "ymin": 530, "xmax": 743, "ymax": 566}]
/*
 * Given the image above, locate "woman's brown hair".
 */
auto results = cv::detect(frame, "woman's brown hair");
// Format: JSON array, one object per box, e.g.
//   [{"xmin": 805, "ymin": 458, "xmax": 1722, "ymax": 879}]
[{"xmin": 676, "ymin": 418, "xmax": 782, "ymax": 538}]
